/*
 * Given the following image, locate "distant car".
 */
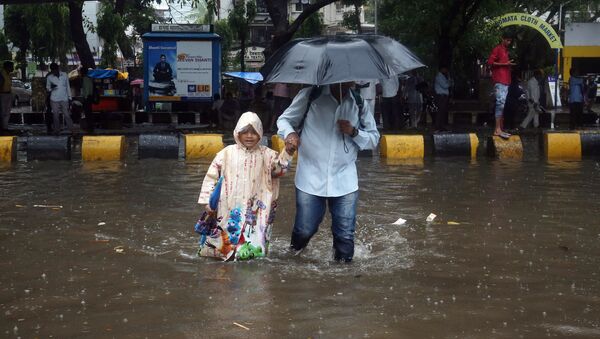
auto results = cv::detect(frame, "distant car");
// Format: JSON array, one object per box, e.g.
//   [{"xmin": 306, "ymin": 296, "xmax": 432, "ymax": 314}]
[{"xmin": 11, "ymin": 79, "xmax": 32, "ymax": 106}]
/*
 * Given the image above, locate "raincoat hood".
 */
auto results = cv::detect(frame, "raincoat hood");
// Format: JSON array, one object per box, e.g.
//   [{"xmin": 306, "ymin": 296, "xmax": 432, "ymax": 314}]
[{"xmin": 233, "ymin": 111, "xmax": 263, "ymax": 149}]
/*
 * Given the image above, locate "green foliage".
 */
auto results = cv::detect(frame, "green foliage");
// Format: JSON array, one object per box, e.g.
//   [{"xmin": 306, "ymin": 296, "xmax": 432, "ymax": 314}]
[
  {"xmin": 228, "ymin": 0, "xmax": 257, "ymax": 71},
  {"xmin": 341, "ymin": 0, "xmax": 366, "ymax": 33},
  {"xmin": 0, "ymin": 31, "xmax": 12, "ymax": 62},
  {"xmin": 214, "ymin": 19, "xmax": 234, "ymax": 71},
  {"xmin": 4, "ymin": 3, "xmax": 72, "ymax": 66},
  {"xmin": 293, "ymin": 12, "xmax": 325, "ymax": 38},
  {"xmin": 97, "ymin": 2, "xmax": 124, "ymax": 68}
]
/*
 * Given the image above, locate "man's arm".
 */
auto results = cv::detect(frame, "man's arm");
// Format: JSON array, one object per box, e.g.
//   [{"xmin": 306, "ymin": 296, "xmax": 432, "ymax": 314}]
[
  {"xmin": 277, "ymin": 87, "xmax": 311, "ymax": 140},
  {"xmin": 338, "ymin": 99, "xmax": 379, "ymax": 151}
]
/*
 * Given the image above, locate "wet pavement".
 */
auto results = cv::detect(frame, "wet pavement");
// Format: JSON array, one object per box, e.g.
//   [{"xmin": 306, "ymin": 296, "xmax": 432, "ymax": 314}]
[{"xmin": 1, "ymin": 156, "xmax": 600, "ymax": 338}]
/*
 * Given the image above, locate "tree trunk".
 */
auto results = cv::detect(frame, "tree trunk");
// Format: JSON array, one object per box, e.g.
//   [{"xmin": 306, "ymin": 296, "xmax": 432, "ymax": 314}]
[
  {"xmin": 68, "ymin": 0, "xmax": 95, "ymax": 69},
  {"xmin": 116, "ymin": 32, "xmax": 135, "ymax": 61},
  {"xmin": 240, "ymin": 36, "xmax": 246, "ymax": 72},
  {"xmin": 264, "ymin": 0, "xmax": 337, "ymax": 57},
  {"xmin": 354, "ymin": 3, "xmax": 362, "ymax": 34}
]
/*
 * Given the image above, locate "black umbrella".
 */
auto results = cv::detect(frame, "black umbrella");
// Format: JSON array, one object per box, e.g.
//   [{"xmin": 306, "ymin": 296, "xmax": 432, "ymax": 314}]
[{"xmin": 260, "ymin": 35, "xmax": 425, "ymax": 85}]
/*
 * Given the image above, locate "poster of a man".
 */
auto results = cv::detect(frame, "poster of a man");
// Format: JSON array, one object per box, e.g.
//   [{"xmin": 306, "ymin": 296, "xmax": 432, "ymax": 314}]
[
  {"xmin": 147, "ymin": 47, "xmax": 177, "ymax": 97},
  {"xmin": 153, "ymin": 54, "xmax": 173, "ymax": 82}
]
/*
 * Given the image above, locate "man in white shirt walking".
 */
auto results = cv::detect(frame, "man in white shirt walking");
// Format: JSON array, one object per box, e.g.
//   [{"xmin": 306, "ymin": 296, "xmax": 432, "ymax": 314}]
[
  {"xmin": 277, "ymin": 82, "xmax": 380, "ymax": 262},
  {"xmin": 46, "ymin": 63, "xmax": 73, "ymax": 134}
]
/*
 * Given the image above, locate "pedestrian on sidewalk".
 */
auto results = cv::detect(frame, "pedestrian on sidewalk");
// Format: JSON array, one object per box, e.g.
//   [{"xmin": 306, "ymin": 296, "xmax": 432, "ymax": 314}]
[
  {"xmin": 521, "ymin": 70, "xmax": 543, "ymax": 129},
  {"xmin": 405, "ymin": 71, "xmax": 423, "ymax": 128},
  {"xmin": 569, "ymin": 68, "xmax": 585, "ymax": 130},
  {"xmin": 80, "ymin": 67, "xmax": 96, "ymax": 133},
  {"xmin": 380, "ymin": 76, "xmax": 400, "ymax": 130},
  {"xmin": 0, "ymin": 61, "xmax": 14, "ymax": 134},
  {"xmin": 434, "ymin": 65, "xmax": 451, "ymax": 132},
  {"xmin": 46, "ymin": 63, "xmax": 73, "ymax": 134},
  {"xmin": 487, "ymin": 32, "xmax": 516, "ymax": 139}
]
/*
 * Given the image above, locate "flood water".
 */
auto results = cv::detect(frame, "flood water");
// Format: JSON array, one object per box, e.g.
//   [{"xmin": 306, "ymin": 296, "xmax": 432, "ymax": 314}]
[{"xmin": 1, "ymin": 155, "xmax": 600, "ymax": 338}]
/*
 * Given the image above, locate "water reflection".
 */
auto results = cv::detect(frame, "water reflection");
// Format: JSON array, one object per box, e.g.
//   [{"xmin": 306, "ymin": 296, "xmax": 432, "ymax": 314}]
[{"xmin": 1, "ymin": 158, "xmax": 600, "ymax": 337}]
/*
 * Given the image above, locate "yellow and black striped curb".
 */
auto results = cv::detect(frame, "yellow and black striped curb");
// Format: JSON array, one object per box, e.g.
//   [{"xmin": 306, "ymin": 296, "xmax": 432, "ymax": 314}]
[
  {"xmin": 3, "ymin": 132, "xmax": 599, "ymax": 162},
  {"xmin": 544, "ymin": 132, "xmax": 600, "ymax": 160},
  {"xmin": 0, "ymin": 136, "xmax": 16, "ymax": 163},
  {"xmin": 27, "ymin": 136, "xmax": 71, "ymax": 161},
  {"xmin": 380, "ymin": 135, "xmax": 425, "ymax": 159},
  {"xmin": 82, "ymin": 136, "xmax": 125, "ymax": 161},
  {"xmin": 487, "ymin": 135, "xmax": 523, "ymax": 160},
  {"xmin": 184, "ymin": 134, "xmax": 224, "ymax": 159},
  {"xmin": 433, "ymin": 133, "xmax": 479, "ymax": 158}
]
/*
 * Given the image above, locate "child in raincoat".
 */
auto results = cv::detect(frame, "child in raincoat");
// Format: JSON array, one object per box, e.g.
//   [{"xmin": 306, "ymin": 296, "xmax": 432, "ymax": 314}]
[{"xmin": 197, "ymin": 111, "xmax": 295, "ymax": 260}]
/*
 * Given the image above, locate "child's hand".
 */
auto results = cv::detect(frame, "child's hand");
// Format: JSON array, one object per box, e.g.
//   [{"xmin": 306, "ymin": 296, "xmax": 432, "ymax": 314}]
[
  {"xmin": 204, "ymin": 204, "xmax": 215, "ymax": 213},
  {"xmin": 285, "ymin": 143, "xmax": 296, "ymax": 155}
]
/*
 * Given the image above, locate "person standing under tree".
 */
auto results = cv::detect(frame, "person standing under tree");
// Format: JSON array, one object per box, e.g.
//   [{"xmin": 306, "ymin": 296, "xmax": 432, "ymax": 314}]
[
  {"xmin": 487, "ymin": 32, "xmax": 516, "ymax": 139},
  {"xmin": 46, "ymin": 63, "xmax": 73, "ymax": 134}
]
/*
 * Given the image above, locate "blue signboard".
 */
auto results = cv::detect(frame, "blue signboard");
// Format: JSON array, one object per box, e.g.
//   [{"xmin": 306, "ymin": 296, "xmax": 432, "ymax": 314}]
[{"xmin": 142, "ymin": 32, "xmax": 221, "ymax": 104}]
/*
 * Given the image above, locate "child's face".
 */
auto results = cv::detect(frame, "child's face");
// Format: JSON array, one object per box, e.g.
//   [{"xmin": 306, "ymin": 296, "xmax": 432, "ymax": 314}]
[{"xmin": 239, "ymin": 127, "xmax": 260, "ymax": 148}]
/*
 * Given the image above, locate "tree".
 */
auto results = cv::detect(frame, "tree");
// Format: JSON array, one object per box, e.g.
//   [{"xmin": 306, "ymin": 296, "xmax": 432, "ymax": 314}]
[
  {"xmin": 341, "ymin": 0, "xmax": 366, "ymax": 33},
  {"xmin": 68, "ymin": 0, "xmax": 96, "ymax": 69},
  {"xmin": 264, "ymin": 0, "xmax": 337, "ymax": 56},
  {"xmin": 294, "ymin": 11, "xmax": 325, "ymax": 39},
  {"xmin": 228, "ymin": 0, "xmax": 256, "ymax": 72},
  {"xmin": 0, "ymin": 31, "xmax": 12, "ymax": 62},
  {"xmin": 4, "ymin": 3, "xmax": 74, "ymax": 78}
]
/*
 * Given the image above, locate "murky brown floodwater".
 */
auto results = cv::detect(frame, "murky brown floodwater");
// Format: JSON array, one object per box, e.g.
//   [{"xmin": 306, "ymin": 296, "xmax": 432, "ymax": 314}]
[{"xmin": 1, "ymin": 156, "xmax": 600, "ymax": 338}]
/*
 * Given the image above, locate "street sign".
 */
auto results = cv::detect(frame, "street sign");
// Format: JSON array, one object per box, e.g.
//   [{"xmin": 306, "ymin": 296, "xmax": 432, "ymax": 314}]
[{"xmin": 123, "ymin": 59, "xmax": 135, "ymax": 67}]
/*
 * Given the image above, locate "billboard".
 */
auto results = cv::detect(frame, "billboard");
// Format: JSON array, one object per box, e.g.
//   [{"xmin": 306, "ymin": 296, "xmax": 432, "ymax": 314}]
[{"xmin": 146, "ymin": 40, "xmax": 213, "ymax": 101}]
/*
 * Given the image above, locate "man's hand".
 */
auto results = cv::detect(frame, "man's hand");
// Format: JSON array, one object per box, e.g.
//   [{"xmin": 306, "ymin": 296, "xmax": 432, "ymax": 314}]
[
  {"xmin": 337, "ymin": 119, "xmax": 356, "ymax": 136},
  {"xmin": 284, "ymin": 132, "xmax": 300, "ymax": 155}
]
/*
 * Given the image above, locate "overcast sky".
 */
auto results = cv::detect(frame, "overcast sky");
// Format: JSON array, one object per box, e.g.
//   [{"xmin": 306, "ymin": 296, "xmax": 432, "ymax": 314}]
[{"xmin": 153, "ymin": 1, "xmax": 197, "ymax": 24}]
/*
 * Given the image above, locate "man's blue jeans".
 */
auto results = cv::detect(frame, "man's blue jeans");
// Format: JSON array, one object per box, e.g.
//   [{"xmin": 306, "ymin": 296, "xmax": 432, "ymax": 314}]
[{"xmin": 290, "ymin": 188, "xmax": 359, "ymax": 262}]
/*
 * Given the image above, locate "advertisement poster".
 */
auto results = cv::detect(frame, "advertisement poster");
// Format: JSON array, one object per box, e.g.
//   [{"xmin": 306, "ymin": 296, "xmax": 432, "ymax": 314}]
[{"xmin": 147, "ymin": 40, "xmax": 213, "ymax": 101}]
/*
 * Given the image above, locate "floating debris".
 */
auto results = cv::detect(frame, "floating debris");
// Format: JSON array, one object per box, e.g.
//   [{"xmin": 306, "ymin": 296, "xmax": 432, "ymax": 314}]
[
  {"xmin": 97, "ymin": 222, "xmax": 106, "ymax": 226},
  {"xmin": 392, "ymin": 217, "xmax": 407, "ymax": 225},
  {"xmin": 426, "ymin": 213, "xmax": 437, "ymax": 222},
  {"xmin": 233, "ymin": 322, "xmax": 250, "ymax": 330},
  {"xmin": 33, "ymin": 204, "xmax": 63, "ymax": 209},
  {"xmin": 447, "ymin": 221, "xmax": 460, "ymax": 225},
  {"xmin": 113, "ymin": 246, "xmax": 125, "ymax": 254}
]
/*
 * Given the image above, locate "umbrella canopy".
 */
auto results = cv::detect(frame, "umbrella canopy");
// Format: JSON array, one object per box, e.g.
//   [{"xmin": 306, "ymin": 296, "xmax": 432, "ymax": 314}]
[
  {"xmin": 130, "ymin": 78, "xmax": 144, "ymax": 86},
  {"xmin": 260, "ymin": 35, "xmax": 425, "ymax": 85},
  {"xmin": 224, "ymin": 71, "xmax": 263, "ymax": 84}
]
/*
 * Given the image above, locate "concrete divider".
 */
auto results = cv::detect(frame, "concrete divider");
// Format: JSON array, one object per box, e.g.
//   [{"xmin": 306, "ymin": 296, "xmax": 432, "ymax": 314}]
[
  {"xmin": 580, "ymin": 132, "xmax": 600, "ymax": 157},
  {"xmin": 27, "ymin": 136, "xmax": 71, "ymax": 161},
  {"xmin": 138, "ymin": 134, "xmax": 179, "ymax": 159},
  {"xmin": 544, "ymin": 132, "xmax": 582, "ymax": 160},
  {"xmin": 488, "ymin": 135, "xmax": 523, "ymax": 159},
  {"xmin": 184, "ymin": 134, "xmax": 224, "ymax": 159},
  {"xmin": 82, "ymin": 136, "xmax": 125, "ymax": 161},
  {"xmin": 380, "ymin": 135, "xmax": 424, "ymax": 159},
  {"xmin": 0, "ymin": 136, "xmax": 17, "ymax": 163},
  {"xmin": 433, "ymin": 133, "xmax": 478, "ymax": 158}
]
